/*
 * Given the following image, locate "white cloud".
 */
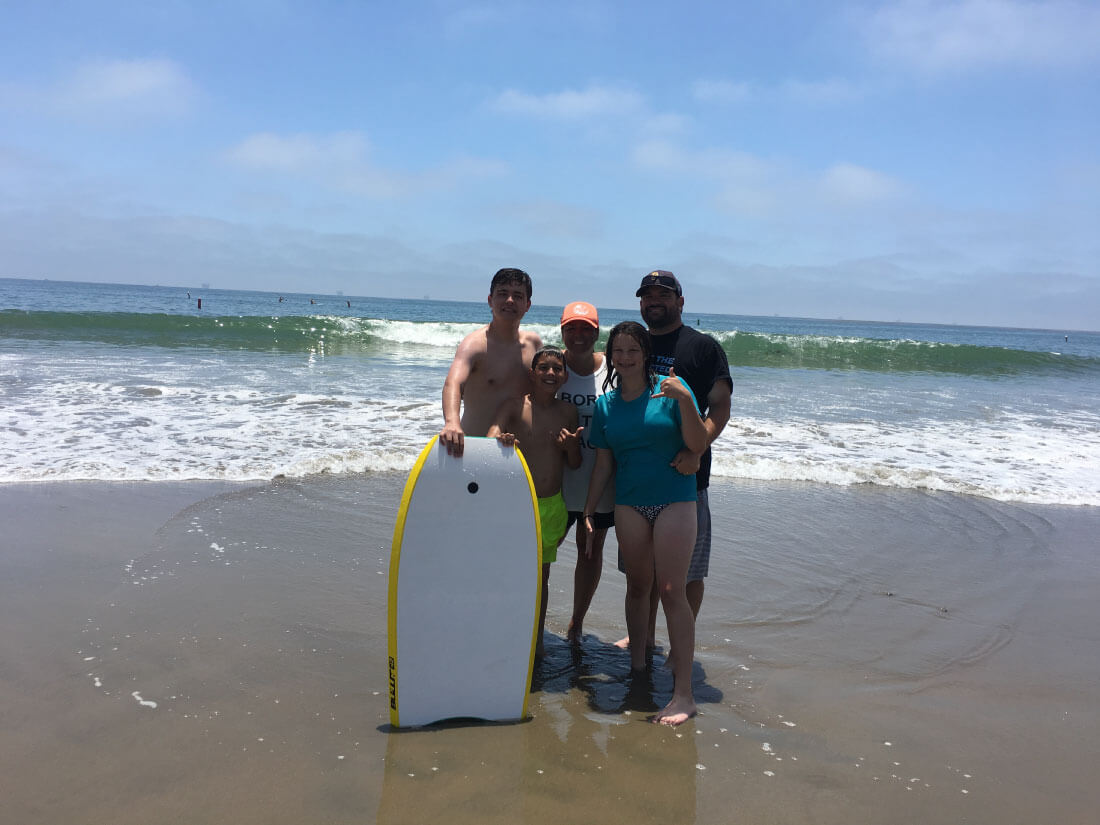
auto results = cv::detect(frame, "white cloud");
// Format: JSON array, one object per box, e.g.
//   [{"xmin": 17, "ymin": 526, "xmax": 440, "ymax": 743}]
[
  {"xmin": 441, "ymin": 1, "xmax": 614, "ymax": 39},
  {"xmin": 818, "ymin": 162, "xmax": 905, "ymax": 205},
  {"xmin": 226, "ymin": 132, "xmax": 368, "ymax": 173},
  {"xmin": 427, "ymin": 154, "xmax": 512, "ymax": 188},
  {"xmin": 223, "ymin": 131, "xmax": 506, "ymax": 198},
  {"xmin": 488, "ymin": 82, "xmax": 687, "ymax": 137},
  {"xmin": 634, "ymin": 139, "xmax": 905, "ymax": 217},
  {"xmin": 0, "ymin": 58, "xmax": 201, "ymax": 120},
  {"xmin": 633, "ymin": 139, "xmax": 771, "ymax": 180},
  {"xmin": 861, "ymin": 0, "xmax": 1100, "ymax": 72},
  {"xmin": 780, "ymin": 78, "xmax": 866, "ymax": 104},
  {"xmin": 490, "ymin": 84, "xmax": 645, "ymax": 119},
  {"xmin": 4, "ymin": 205, "xmax": 1096, "ymax": 328},
  {"xmin": 491, "ymin": 199, "xmax": 605, "ymax": 240},
  {"xmin": 639, "ymin": 111, "xmax": 691, "ymax": 135},
  {"xmin": 65, "ymin": 59, "xmax": 195, "ymax": 108},
  {"xmin": 691, "ymin": 77, "xmax": 867, "ymax": 106},
  {"xmin": 634, "ymin": 139, "xmax": 783, "ymax": 217}
]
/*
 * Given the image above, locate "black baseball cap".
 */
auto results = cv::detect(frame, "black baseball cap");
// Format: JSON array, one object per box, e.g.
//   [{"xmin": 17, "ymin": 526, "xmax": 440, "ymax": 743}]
[{"xmin": 636, "ymin": 269, "xmax": 682, "ymax": 297}]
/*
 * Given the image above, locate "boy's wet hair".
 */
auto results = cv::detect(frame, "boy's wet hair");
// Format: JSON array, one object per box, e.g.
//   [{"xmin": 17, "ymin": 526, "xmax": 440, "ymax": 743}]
[
  {"xmin": 531, "ymin": 346, "xmax": 566, "ymax": 370},
  {"xmin": 490, "ymin": 267, "xmax": 533, "ymax": 299},
  {"xmin": 604, "ymin": 321, "xmax": 656, "ymax": 392}
]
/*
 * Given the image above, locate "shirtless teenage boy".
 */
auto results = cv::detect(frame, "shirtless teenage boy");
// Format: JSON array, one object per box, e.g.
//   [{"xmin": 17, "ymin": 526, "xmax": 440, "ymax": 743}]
[
  {"xmin": 440, "ymin": 268, "xmax": 543, "ymax": 456},
  {"xmin": 488, "ymin": 347, "xmax": 583, "ymax": 659}
]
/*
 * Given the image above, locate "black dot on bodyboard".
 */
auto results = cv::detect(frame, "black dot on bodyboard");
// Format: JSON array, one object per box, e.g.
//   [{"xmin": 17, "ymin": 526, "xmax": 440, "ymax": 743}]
[{"xmin": 467, "ymin": 482, "xmax": 479, "ymax": 494}]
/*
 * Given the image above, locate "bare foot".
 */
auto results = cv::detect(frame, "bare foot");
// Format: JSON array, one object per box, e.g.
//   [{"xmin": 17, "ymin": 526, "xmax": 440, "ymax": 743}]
[
  {"xmin": 654, "ymin": 695, "xmax": 697, "ymax": 726},
  {"xmin": 615, "ymin": 636, "xmax": 659, "ymax": 652},
  {"xmin": 566, "ymin": 619, "xmax": 582, "ymax": 645}
]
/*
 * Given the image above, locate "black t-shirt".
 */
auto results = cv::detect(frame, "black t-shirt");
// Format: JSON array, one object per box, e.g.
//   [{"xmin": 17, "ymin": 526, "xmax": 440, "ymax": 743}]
[{"xmin": 649, "ymin": 325, "xmax": 732, "ymax": 490}]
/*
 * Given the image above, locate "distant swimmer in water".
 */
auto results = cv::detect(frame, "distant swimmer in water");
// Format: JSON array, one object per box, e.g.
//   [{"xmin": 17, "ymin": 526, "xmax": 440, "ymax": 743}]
[
  {"xmin": 310, "ymin": 299, "xmax": 316, "ymax": 305},
  {"xmin": 279, "ymin": 296, "xmax": 284, "ymax": 303},
  {"xmin": 347, "ymin": 300, "xmax": 351, "ymax": 308}
]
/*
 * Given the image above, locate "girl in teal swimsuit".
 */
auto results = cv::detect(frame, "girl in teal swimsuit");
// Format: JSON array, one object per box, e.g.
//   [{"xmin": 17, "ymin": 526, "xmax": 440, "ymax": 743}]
[{"xmin": 583, "ymin": 322, "xmax": 708, "ymax": 726}]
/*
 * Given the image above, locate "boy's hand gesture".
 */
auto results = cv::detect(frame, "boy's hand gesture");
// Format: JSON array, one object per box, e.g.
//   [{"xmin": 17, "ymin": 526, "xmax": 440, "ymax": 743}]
[
  {"xmin": 496, "ymin": 432, "xmax": 518, "ymax": 447},
  {"xmin": 557, "ymin": 426, "xmax": 584, "ymax": 448}
]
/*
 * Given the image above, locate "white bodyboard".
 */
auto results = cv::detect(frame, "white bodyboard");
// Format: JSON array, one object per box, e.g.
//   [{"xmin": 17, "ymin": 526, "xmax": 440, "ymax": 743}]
[{"xmin": 388, "ymin": 437, "xmax": 542, "ymax": 727}]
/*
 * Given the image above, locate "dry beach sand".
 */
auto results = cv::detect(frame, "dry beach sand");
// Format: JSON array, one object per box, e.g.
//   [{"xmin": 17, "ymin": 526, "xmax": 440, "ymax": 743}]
[{"xmin": 2, "ymin": 476, "xmax": 1098, "ymax": 824}]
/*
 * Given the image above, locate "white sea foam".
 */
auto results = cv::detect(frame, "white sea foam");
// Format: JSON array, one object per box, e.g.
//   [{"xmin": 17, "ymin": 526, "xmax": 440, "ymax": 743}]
[
  {"xmin": 711, "ymin": 412, "xmax": 1100, "ymax": 506},
  {"xmin": 341, "ymin": 318, "xmax": 563, "ymax": 350},
  {"xmin": 358, "ymin": 318, "xmax": 482, "ymax": 349},
  {"xmin": 3, "ymin": 371, "xmax": 1098, "ymax": 504},
  {"xmin": 0, "ymin": 367, "xmax": 442, "ymax": 483},
  {"xmin": 3, "ymin": 325, "xmax": 1098, "ymax": 505},
  {"xmin": 131, "ymin": 691, "xmax": 157, "ymax": 709}
]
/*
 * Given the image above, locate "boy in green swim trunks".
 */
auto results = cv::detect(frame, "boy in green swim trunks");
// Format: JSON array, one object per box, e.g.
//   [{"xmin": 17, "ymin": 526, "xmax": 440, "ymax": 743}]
[{"xmin": 489, "ymin": 347, "xmax": 583, "ymax": 658}]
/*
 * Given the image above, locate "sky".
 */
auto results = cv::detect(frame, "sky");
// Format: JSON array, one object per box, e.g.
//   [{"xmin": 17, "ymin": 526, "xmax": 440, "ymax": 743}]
[{"xmin": 1, "ymin": 0, "xmax": 1098, "ymax": 329}]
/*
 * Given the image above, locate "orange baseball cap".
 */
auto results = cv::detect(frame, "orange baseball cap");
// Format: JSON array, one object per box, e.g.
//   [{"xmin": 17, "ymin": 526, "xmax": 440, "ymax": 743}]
[{"xmin": 560, "ymin": 301, "xmax": 599, "ymax": 329}]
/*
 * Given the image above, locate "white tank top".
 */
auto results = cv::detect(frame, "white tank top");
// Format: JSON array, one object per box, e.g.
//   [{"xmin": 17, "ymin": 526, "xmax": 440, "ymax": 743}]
[{"xmin": 557, "ymin": 357, "xmax": 615, "ymax": 513}]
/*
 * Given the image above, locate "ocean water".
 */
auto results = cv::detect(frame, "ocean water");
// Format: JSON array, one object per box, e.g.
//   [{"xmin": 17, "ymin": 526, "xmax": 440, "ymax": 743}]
[{"xmin": 2, "ymin": 277, "xmax": 1098, "ymax": 505}]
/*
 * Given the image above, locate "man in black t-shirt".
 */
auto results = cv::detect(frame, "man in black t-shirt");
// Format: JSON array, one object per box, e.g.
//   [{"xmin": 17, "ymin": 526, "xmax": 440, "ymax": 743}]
[{"xmin": 624, "ymin": 269, "xmax": 732, "ymax": 652}]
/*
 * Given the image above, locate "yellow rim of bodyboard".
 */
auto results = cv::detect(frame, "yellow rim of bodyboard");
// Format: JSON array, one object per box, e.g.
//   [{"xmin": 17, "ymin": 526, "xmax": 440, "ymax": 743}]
[
  {"xmin": 513, "ymin": 444, "xmax": 543, "ymax": 721},
  {"xmin": 387, "ymin": 437, "xmax": 437, "ymax": 728},
  {"xmin": 387, "ymin": 437, "xmax": 543, "ymax": 728}
]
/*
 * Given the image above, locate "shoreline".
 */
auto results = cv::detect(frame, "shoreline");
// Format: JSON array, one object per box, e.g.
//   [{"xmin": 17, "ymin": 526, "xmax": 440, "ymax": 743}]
[
  {"xmin": 5, "ymin": 466, "xmax": 1097, "ymax": 510},
  {"xmin": 2, "ymin": 476, "xmax": 1097, "ymax": 824}
]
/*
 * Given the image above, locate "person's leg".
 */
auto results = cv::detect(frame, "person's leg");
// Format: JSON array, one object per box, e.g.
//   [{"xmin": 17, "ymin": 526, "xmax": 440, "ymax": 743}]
[
  {"xmin": 536, "ymin": 562, "xmax": 550, "ymax": 659},
  {"xmin": 686, "ymin": 579, "xmax": 704, "ymax": 618},
  {"xmin": 614, "ymin": 505, "xmax": 655, "ymax": 673},
  {"xmin": 614, "ymin": 589, "xmax": 659, "ymax": 651},
  {"xmin": 652, "ymin": 501, "xmax": 697, "ymax": 725},
  {"xmin": 647, "ymin": 581, "xmax": 660, "ymax": 644},
  {"xmin": 685, "ymin": 487, "xmax": 712, "ymax": 619},
  {"xmin": 535, "ymin": 494, "xmax": 566, "ymax": 659},
  {"xmin": 613, "ymin": 534, "xmax": 659, "ymax": 652},
  {"xmin": 568, "ymin": 518, "xmax": 608, "ymax": 644}
]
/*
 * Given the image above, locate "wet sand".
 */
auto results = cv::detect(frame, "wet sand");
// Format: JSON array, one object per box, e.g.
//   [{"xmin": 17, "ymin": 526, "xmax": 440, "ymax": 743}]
[{"xmin": 2, "ymin": 477, "xmax": 1098, "ymax": 824}]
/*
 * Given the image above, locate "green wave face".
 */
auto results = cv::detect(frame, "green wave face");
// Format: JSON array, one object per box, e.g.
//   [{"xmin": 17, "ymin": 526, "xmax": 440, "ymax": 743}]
[
  {"xmin": 0, "ymin": 310, "xmax": 395, "ymax": 356},
  {"xmin": 3, "ymin": 309, "xmax": 1097, "ymax": 376},
  {"xmin": 716, "ymin": 331, "xmax": 1097, "ymax": 375}
]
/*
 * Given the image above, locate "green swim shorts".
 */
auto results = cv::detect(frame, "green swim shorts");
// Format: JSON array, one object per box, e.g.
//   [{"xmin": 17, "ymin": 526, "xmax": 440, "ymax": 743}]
[{"xmin": 537, "ymin": 491, "xmax": 568, "ymax": 564}]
